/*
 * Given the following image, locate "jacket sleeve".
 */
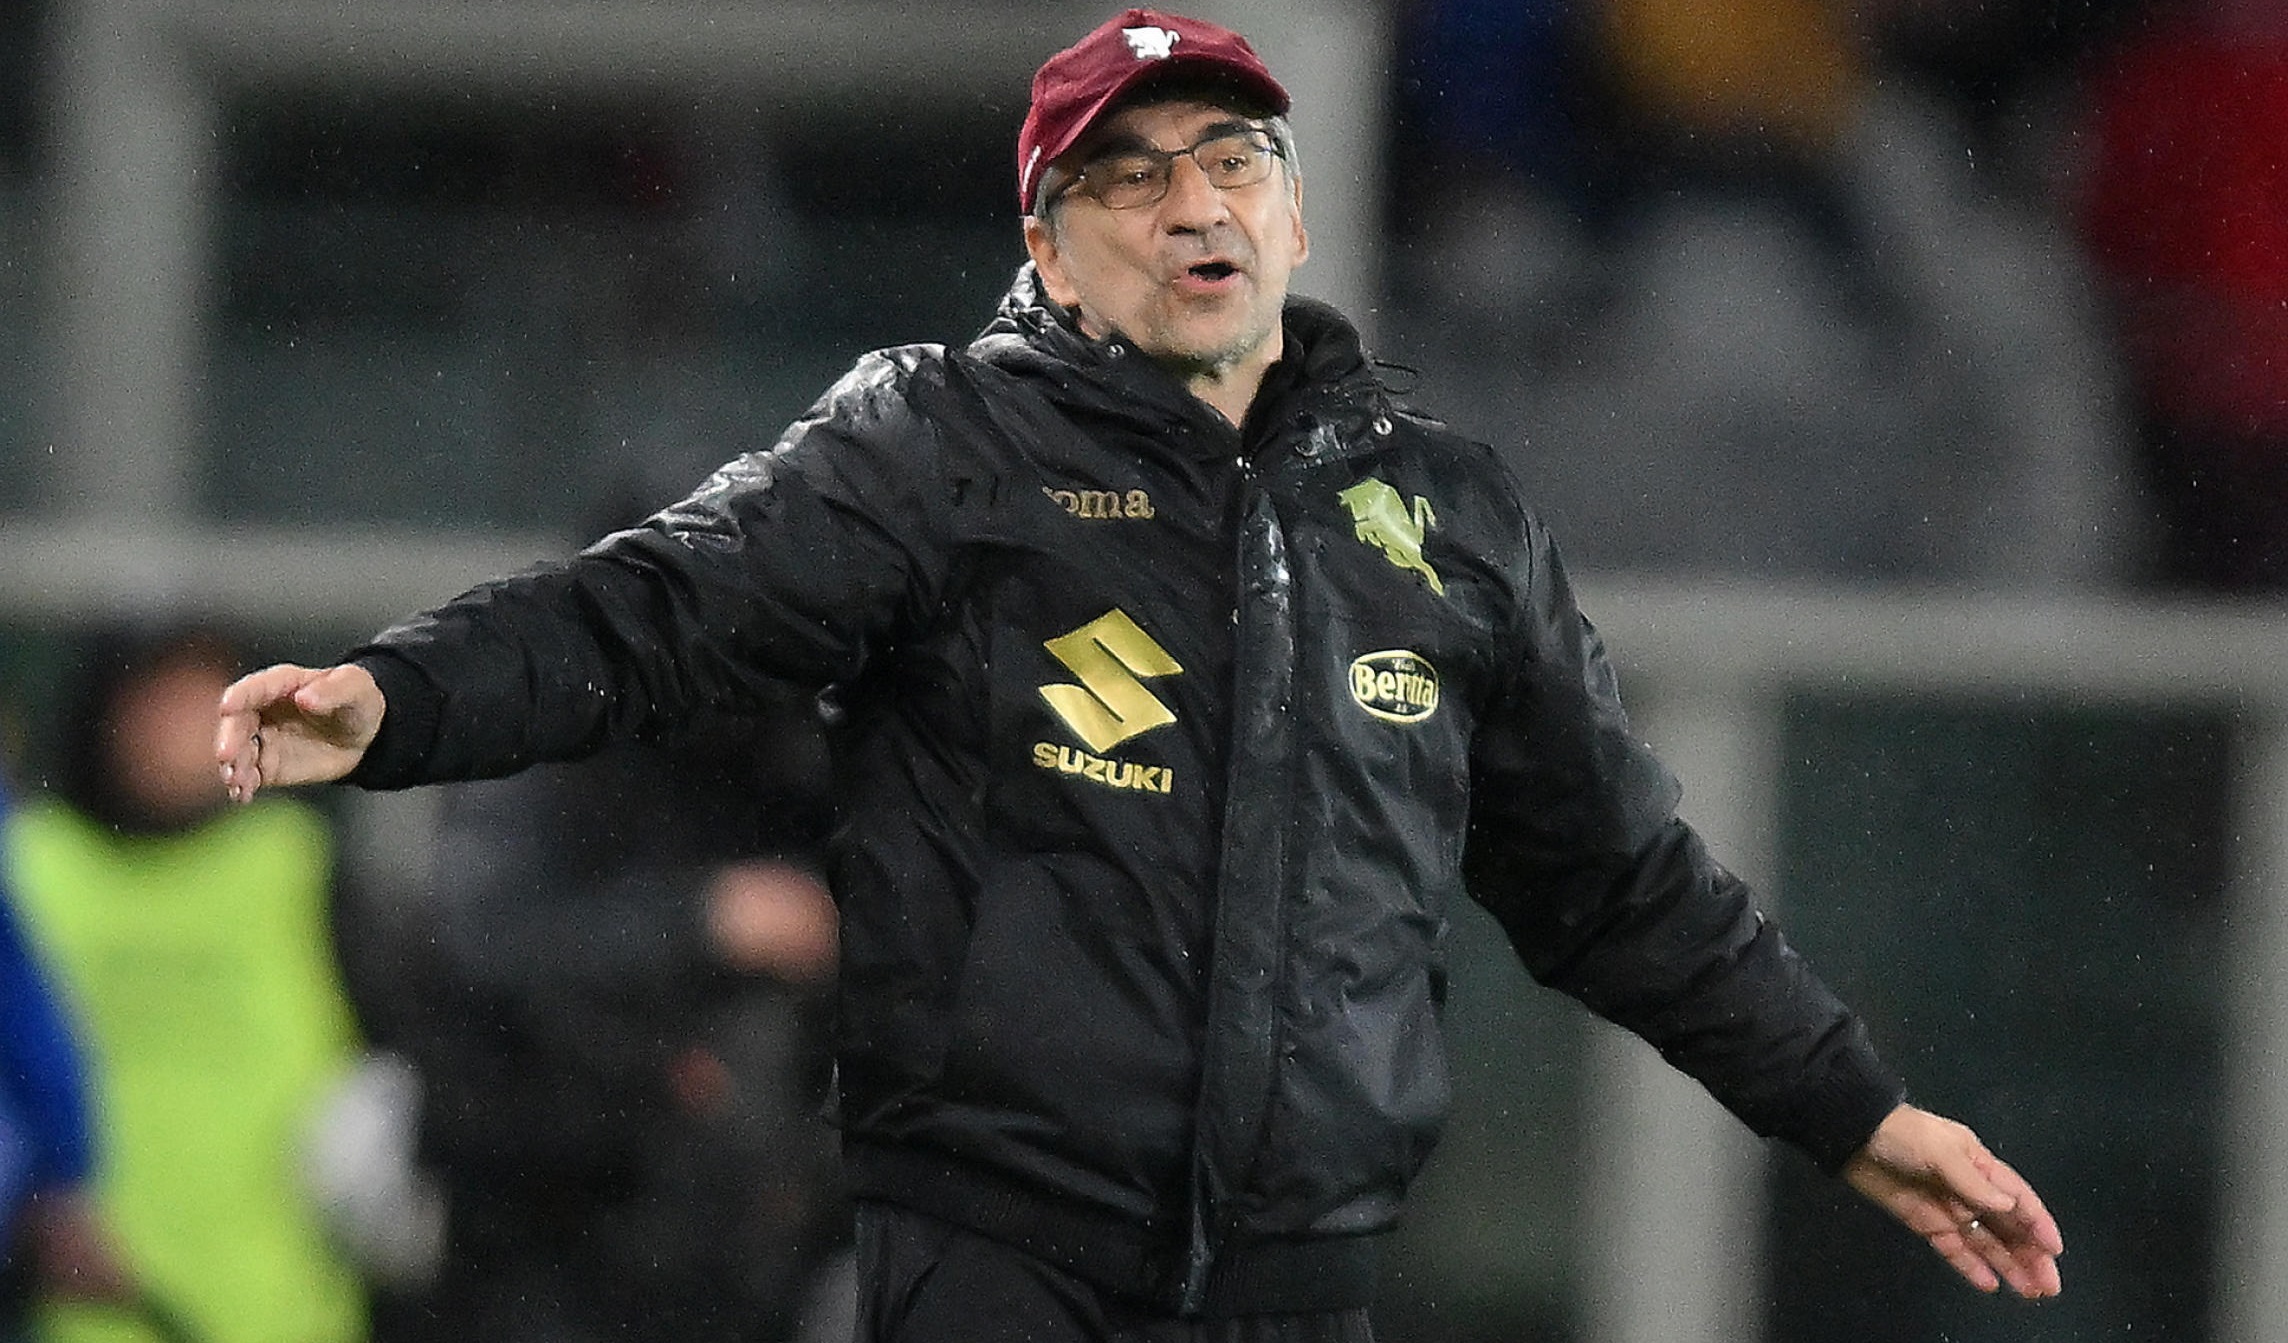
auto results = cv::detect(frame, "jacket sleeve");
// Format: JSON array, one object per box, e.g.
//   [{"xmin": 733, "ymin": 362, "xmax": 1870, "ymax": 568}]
[
  {"xmin": 1461, "ymin": 508, "xmax": 1903, "ymax": 1173},
  {"xmin": 349, "ymin": 349, "xmax": 956, "ymax": 790}
]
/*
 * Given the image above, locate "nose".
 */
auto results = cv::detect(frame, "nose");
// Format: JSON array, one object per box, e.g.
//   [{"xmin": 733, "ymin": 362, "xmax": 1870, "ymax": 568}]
[{"xmin": 1158, "ymin": 152, "xmax": 1231, "ymax": 232}]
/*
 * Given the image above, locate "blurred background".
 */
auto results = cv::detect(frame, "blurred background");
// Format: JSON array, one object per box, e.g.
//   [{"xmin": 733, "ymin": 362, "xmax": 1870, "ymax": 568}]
[{"xmin": 0, "ymin": 0, "xmax": 2284, "ymax": 1341}]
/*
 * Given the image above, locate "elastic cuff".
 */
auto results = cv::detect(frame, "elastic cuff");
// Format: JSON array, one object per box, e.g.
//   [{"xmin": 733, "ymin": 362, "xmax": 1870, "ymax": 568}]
[
  {"xmin": 341, "ymin": 652, "xmax": 443, "ymax": 790},
  {"xmin": 1785, "ymin": 1051, "xmax": 1907, "ymax": 1175}
]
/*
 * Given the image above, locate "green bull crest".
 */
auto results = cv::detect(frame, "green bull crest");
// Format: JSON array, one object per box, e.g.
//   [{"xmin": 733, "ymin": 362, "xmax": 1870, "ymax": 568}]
[{"xmin": 1338, "ymin": 478, "xmax": 1446, "ymax": 595}]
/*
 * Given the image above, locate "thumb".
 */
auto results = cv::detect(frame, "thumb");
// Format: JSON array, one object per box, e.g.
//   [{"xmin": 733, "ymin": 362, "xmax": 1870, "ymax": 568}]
[
  {"xmin": 292, "ymin": 664, "xmax": 371, "ymax": 715},
  {"xmin": 1949, "ymin": 1144, "xmax": 2025, "ymax": 1218},
  {"xmin": 277, "ymin": 663, "xmax": 385, "ymax": 758}
]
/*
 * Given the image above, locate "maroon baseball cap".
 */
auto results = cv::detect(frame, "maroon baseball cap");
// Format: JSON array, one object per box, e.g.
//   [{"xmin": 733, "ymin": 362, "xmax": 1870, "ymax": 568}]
[{"xmin": 1017, "ymin": 9, "xmax": 1290, "ymax": 213}]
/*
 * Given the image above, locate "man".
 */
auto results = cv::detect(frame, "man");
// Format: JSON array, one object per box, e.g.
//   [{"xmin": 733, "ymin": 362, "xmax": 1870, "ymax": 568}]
[{"xmin": 215, "ymin": 10, "xmax": 2063, "ymax": 1341}]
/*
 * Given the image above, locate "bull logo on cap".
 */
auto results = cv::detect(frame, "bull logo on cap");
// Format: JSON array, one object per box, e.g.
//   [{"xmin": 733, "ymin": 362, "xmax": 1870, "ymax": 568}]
[{"xmin": 1122, "ymin": 25, "xmax": 1181, "ymax": 60}]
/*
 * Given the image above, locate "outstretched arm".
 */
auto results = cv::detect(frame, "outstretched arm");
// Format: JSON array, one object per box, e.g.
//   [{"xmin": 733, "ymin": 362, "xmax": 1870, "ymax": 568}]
[
  {"xmin": 215, "ymin": 662, "xmax": 385, "ymax": 803},
  {"xmin": 1843, "ymin": 1103, "xmax": 2064, "ymax": 1299}
]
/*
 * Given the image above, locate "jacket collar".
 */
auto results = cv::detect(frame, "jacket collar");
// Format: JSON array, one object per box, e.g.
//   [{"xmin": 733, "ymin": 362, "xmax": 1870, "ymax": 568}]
[{"xmin": 970, "ymin": 263, "xmax": 1383, "ymax": 441}]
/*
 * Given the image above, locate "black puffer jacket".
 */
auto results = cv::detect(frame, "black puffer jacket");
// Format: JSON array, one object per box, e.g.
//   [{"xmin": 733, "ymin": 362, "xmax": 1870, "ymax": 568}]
[{"xmin": 349, "ymin": 267, "xmax": 1903, "ymax": 1316}]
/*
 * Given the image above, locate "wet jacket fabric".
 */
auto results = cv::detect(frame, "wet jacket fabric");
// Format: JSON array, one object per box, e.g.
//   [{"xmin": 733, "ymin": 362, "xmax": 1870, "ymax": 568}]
[{"xmin": 347, "ymin": 267, "xmax": 1904, "ymax": 1316}]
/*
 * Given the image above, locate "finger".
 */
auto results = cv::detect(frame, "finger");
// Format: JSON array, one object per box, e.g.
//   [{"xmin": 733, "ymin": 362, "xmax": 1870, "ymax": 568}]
[
  {"xmin": 1880, "ymin": 1177, "xmax": 2046, "ymax": 1298},
  {"xmin": 1948, "ymin": 1146, "xmax": 2066, "ymax": 1298},
  {"xmin": 1931, "ymin": 1142, "xmax": 2018, "ymax": 1218},
  {"xmin": 291, "ymin": 664, "xmax": 362, "ymax": 716},
  {"xmin": 1980, "ymin": 1156, "xmax": 2065, "ymax": 1255},
  {"xmin": 1877, "ymin": 1187, "xmax": 2005, "ymax": 1294},
  {"xmin": 215, "ymin": 704, "xmax": 260, "ymax": 802},
  {"xmin": 1963, "ymin": 1216, "xmax": 2063, "ymax": 1299},
  {"xmin": 216, "ymin": 664, "xmax": 311, "ymax": 801},
  {"xmin": 219, "ymin": 726, "xmax": 264, "ymax": 804},
  {"xmin": 1931, "ymin": 1224, "xmax": 2002, "ymax": 1294},
  {"xmin": 215, "ymin": 706, "xmax": 253, "ymax": 769},
  {"xmin": 216, "ymin": 663, "xmax": 317, "ymax": 717},
  {"xmin": 289, "ymin": 663, "xmax": 383, "ymax": 748},
  {"xmin": 2003, "ymin": 1248, "xmax": 2064, "ymax": 1299}
]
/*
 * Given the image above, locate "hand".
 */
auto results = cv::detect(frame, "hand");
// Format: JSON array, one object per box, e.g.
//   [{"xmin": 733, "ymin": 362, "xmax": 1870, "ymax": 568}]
[
  {"xmin": 1842, "ymin": 1103, "xmax": 2064, "ymax": 1299},
  {"xmin": 215, "ymin": 663, "xmax": 385, "ymax": 804},
  {"xmin": 704, "ymin": 860, "xmax": 838, "ymax": 987}
]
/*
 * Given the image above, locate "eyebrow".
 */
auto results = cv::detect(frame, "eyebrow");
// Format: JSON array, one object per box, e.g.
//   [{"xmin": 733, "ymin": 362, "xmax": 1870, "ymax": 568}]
[{"xmin": 1084, "ymin": 119, "xmax": 1266, "ymax": 159}]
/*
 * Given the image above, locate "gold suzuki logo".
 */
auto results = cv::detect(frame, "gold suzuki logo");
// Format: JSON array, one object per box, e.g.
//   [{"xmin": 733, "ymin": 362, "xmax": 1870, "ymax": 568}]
[
  {"xmin": 1338, "ymin": 478, "xmax": 1445, "ymax": 595},
  {"xmin": 1040, "ymin": 610, "xmax": 1183, "ymax": 753}
]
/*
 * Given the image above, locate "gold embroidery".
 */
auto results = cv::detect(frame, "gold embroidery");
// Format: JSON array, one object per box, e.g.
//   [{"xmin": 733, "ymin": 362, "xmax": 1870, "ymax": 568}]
[{"xmin": 1039, "ymin": 609, "xmax": 1183, "ymax": 753}]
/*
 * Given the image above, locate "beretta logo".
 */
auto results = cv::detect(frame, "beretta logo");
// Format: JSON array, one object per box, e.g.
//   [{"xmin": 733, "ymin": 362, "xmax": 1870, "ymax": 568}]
[{"xmin": 1348, "ymin": 650, "xmax": 1440, "ymax": 723}]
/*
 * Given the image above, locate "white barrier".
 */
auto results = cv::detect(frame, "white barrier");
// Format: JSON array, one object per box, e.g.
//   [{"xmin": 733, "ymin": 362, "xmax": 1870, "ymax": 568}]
[{"xmin": 1583, "ymin": 577, "xmax": 2288, "ymax": 1343}]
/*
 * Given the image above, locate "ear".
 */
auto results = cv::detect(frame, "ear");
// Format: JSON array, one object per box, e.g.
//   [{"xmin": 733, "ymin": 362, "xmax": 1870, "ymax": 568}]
[
  {"xmin": 1289, "ymin": 176, "xmax": 1310, "ymax": 266},
  {"xmin": 1024, "ymin": 215, "xmax": 1082, "ymax": 309}
]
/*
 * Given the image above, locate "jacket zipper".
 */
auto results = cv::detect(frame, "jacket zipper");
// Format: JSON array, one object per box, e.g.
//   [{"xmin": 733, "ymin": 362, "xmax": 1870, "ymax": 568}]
[{"xmin": 1179, "ymin": 446, "xmax": 1299, "ymax": 1313}]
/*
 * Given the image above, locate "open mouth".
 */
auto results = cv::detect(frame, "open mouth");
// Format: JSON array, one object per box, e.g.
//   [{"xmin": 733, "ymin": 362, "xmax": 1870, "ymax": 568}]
[{"xmin": 1187, "ymin": 261, "xmax": 1239, "ymax": 282}]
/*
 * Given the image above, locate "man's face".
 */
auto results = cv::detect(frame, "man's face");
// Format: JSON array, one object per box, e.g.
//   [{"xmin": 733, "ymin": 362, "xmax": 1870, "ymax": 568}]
[{"xmin": 1024, "ymin": 98, "xmax": 1308, "ymax": 383}]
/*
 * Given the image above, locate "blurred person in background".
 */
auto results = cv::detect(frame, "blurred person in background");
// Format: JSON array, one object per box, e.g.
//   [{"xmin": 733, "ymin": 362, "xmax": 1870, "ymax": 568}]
[
  {"xmin": 1390, "ymin": 0, "xmax": 1868, "ymax": 286},
  {"xmin": 7, "ymin": 620, "xmax": 369, "ymax": 1343},
  {"xmin": 1858, "ymin": 0, "xmax": 2144, "ymax": 183},
  {"xmin": 370, "ymin": 489, "xmax": 850, "ymax": 1343},
  {"xmin": 1386, "ymin": 0, "xmax": 1599, "ymax": 321},
  {"xmin": 216, "ymin": 10, "xmax": 2063, "ymax": 1340},
  {"xmin": 0, "ymin": 775, "xmax": 135, "ymax": 1340},
  {"xmin": 2075, "ymin": 0, "xmax": 2288, "ymax": 593},
  {"xmin": 1388, "ymin": 0, "xmax": 2137, "ymax": 589},
  {"xmin": 1593, "ymin": 0, "xmax": 1865, "ymax": 238}
]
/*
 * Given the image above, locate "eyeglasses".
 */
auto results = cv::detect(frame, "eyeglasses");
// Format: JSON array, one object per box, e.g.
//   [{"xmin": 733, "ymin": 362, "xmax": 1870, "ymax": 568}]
[{"xmin": 1058, "ymin": 128, "xmax": 1285, "ymax": 211}]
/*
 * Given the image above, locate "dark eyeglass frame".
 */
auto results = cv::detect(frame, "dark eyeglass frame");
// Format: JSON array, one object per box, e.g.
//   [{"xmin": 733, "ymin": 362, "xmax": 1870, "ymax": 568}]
[{"xmin": 1054, "ymin": 125, "xmax": 1286, "ymax": 211}]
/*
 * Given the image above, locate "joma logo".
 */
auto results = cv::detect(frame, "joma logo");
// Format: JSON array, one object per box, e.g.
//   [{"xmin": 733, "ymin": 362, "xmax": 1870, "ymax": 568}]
[{"xmin": 1043, "ymin": 486, "xmax": 1155, "ymax": 520}]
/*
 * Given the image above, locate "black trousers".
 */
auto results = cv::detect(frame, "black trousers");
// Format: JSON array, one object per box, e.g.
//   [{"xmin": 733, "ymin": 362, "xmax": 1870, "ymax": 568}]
[{"xmin": 853, "ymin": 1203, "xmax": 1377, "ymax": 1343}]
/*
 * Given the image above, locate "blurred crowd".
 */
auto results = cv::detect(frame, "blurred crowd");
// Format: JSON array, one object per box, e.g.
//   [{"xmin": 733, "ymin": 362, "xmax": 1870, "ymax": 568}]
[
  {"xmin": 1387, "ymin": 0, "xmax": 2288, "ymax": 596},
  {"xmin": 0, "ymin": 606, "xmax": 853, "ymax": 1343},
  {"xmin": 0, "ymin": 0, "xmax": 2281, "ymax": 1340}
]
